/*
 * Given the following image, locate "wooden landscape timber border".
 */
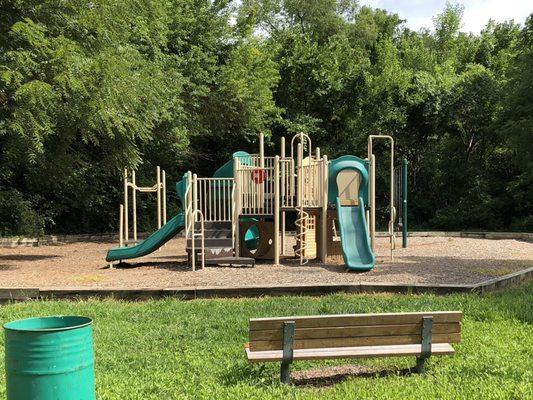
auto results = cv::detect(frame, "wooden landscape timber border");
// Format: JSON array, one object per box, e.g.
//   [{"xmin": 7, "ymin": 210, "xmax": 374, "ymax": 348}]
[
  {"xmin": 1, "ymin": 231, "xmax": 531, "ymax": 248},
  {"xmin": 1, "ymin": 267, "xmax": 531, "ymax": 303}
]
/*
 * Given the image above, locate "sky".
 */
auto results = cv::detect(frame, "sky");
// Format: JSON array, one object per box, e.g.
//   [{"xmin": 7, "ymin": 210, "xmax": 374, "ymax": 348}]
[{"xmin": 358, "ymin": 0, "xmax": 532, "ymax": 33}]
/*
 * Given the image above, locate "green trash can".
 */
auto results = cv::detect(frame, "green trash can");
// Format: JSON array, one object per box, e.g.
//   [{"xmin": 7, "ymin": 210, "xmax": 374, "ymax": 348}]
[{"xmin": 4, "ymin": 316, "xmax": 95, "ymax": 400}]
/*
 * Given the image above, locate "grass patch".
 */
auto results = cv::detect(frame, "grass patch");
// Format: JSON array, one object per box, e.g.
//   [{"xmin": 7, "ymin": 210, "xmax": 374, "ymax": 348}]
[
  {"xmin": 471, "ymin": 267, "xmax": 517, "ymax": 277},
  {"xmin": 73, "ymin": 274, "xmax": 106, "ymax": 284},
  {"xmin": 1, "ymin": 283, "xmax": 532, "ymax": 399}
]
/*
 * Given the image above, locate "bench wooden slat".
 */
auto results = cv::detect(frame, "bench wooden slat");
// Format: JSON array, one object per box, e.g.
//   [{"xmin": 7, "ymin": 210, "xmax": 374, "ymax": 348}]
[
  {"xmin": 250, "ymin": 332, "xmax": 461, "ymax": 351},
  {"xmin": 245, "ymin": 343, "xmax": 456, "ymax": 363},
  {"xmin": 249, "ymin": 311, "xmax": 462, "ymax": 331},
  {"xmin": 250, "ymin": 322, "xmax": 460, "ymax": 341}
]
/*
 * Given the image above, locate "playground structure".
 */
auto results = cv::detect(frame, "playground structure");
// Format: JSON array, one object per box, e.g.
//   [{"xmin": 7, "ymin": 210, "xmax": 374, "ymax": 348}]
[
  {"xmin": 107, "ymin": 133, "xmax": 407, "ymax": 271},
  {"xmin": 119, "ymin": 166, "xmax": 167, "ymax": 247}
]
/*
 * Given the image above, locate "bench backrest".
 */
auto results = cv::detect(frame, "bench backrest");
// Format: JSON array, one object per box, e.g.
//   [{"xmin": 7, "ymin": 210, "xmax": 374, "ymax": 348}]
[{"xmin": 248, "ymin": 311, "xmax": 462, "ymax": 352}]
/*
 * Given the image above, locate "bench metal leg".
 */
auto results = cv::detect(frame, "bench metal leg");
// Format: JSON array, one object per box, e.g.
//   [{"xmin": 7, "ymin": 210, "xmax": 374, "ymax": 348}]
[
  {"xmin": 415, "ymin": 316, "xmax": 433, "ymax": 373},
  {"xmin": 415, "ymin": 355, "xmax": 427, "ymax": 373},
  {"xmin": 280, "ymin": 321, "xmax": 295, "ymax": 384}
]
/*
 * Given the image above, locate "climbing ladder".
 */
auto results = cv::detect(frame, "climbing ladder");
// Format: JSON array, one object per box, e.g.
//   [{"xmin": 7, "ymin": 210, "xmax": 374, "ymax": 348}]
[{"xmin": 292, "ymin": 134, "xmax": 328, "ymax": 265}]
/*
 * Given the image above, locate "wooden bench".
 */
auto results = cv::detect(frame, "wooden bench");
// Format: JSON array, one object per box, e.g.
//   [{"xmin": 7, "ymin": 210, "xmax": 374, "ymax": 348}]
[{"xmin": 245, "ymin": 311, "xmax": 462, "ymax": 383}]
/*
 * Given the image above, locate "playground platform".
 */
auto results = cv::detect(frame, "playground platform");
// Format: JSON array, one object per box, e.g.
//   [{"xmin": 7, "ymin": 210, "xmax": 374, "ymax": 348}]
[{"xmin": 0, "ymin": 235, "xmax": 531, "ymax": 301}]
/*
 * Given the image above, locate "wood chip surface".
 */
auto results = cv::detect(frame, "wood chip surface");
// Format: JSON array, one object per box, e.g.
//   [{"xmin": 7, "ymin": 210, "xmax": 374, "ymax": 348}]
[{"xmin": 0, "ymin": 236, "xmax": 531, "ymax": 289}]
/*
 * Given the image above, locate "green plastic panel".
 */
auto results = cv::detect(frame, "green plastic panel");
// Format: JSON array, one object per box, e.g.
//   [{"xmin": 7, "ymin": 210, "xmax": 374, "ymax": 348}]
[
  {"xmin": 328, "ymin": 155, "xmax": 369, "ymax": 205},
  {"xmin": 336, "ymin": 197, "xmax": 375, "ymax": 271}
]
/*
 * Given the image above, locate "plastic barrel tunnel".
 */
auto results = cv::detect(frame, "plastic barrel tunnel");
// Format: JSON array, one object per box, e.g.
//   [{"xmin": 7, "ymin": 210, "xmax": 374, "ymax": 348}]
[{"xmin": 4, "ymin": 316, "xmax": 96, "ymax": 400}]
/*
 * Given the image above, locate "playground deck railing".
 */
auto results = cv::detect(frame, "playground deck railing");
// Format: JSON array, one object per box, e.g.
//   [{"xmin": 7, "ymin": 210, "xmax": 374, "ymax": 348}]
[
  {"xmin": 299, "ymin": 156, "xmax": 326, "ymax": 208},
  {"xmin": 185, "ymin": 173, "xmax": 236, "ymax": 266},
  {"xmin": 280, "ymin": 157, "xmax": 296, "ymax": 208},
  {"xmin": 234, "ymin": 156, "xmax": 326, "ymax": 213},
  {"xmin": 235, "ymin": 157, "xmax": 277, "ymax": 216},
  {"xmin": 194, "ymin": 177, "xmax": 234, "ymax": 223}
]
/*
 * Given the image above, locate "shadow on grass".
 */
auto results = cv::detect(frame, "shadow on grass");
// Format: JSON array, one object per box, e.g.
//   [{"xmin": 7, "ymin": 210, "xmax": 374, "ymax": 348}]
[
  {"xmin": 220, "ymin": 362, "xmax": 416, "ymax": 388},
  {"xmin": 292, "ymin": 365, "xmax": 414, "ymax": 387}
]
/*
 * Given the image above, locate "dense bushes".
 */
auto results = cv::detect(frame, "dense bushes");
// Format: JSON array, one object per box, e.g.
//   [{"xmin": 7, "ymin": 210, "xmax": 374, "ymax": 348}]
[
  {"xmin": 0, "ymin": 189, "xmax": 44, "ymax": 237},
  {"xmin": 0, "ymin": 0, "xmax": 531, "ymax": 235}
]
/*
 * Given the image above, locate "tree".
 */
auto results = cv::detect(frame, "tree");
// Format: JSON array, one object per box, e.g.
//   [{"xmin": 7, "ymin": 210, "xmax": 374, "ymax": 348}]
[{"xmin": 500, "ymin": 15, "xmax": 533, "ymax": 230}]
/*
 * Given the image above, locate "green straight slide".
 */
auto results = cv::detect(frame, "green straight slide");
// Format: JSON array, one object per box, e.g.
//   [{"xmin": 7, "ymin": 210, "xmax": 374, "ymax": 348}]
[
  {"xmin": 106, "ymin": 213, "xmax": 184, "ymax": 262},
  {"xmin": 106, "ymin": 151, "xmax": 257, "ymax": 263},
  {"xmin": 336, "ymin": 197, "xmax": 375, "ymax": 271}
]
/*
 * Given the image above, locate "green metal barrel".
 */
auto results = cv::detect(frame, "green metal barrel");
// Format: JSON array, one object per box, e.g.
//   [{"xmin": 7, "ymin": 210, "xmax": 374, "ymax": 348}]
[{"xmin": 4, "ymin": 316, "xmax": 95, "ymax": 400}]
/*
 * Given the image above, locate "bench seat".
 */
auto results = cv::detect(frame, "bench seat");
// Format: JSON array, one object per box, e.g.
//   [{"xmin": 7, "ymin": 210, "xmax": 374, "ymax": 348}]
[{"xmin": 246, "ymin": 343, "xmax": 455, "ymax": 363}]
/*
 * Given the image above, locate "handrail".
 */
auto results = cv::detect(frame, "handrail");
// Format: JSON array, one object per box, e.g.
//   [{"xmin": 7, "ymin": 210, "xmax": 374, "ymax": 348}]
[
  {"xmin": 184, "ymin": 171, "xmax": 193, "ymax": 241},
  {"xmin": 190, "ymin": 209, "xmax": 205, "ymax": 271},
  {"xmin": 389, "ymin": 206, "xmax": 397, "ymax": 260},
  {"xmin": 290, "ymin": 132, "xmax": 312, "ymax": 161},
  {"xmin": 231, "ymin": 177, "xmax": 237, "ymax": 255},
  {"xmin": 119, "ymin": 204, "xmax": 124, "ymax": 247},
  {"xmin": 233, "ymin": 157, "xmax": 241, "ymax": 257}
]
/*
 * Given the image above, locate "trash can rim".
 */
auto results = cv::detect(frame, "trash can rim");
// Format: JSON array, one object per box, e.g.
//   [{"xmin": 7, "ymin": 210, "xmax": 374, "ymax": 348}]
[{"xmin": 3, "ymin": 315, "xmax": 92, "ymax": 332}]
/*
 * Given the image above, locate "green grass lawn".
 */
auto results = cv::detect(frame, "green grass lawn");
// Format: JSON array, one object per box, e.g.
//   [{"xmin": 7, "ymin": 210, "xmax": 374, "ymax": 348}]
[{"xmin": 1, "ymin": 283, "xmax": 532, "ymax": 399}]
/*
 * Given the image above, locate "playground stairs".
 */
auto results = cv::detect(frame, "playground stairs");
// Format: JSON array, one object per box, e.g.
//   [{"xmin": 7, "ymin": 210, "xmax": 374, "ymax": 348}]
[{"xmin": 187, "ymin": 221, "xmax": 255, "ymax": 267}]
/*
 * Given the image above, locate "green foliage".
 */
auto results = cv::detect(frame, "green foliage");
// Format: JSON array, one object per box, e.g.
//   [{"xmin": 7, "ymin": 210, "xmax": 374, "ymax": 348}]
[
  {"xmin": 0, "ymin": 189, "xmax": 44, "ymax": 236},
  {"xmin": 0, "ymin": 0, "xmax": 531, "ymax": 234},
  {"xmin": 0, "ymin": 283, "xmax": 531, "ymax": 399},
  {"xmin": 500, "ymin": 16, "xmax": 533, "ymax": 230}
]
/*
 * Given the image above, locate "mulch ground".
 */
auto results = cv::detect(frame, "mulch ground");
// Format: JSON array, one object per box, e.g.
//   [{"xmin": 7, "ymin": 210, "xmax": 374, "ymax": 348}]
[{"xmin": 0, "ymin": 236, "xmax": 531, "ymax": 289}]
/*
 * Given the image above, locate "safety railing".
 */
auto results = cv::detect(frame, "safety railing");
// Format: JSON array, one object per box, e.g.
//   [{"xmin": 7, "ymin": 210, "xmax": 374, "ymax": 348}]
[
  {"xmin": 194, "ymin": 177, "xmax": 234, "ymax": 223},
  {"xmin": 299, "ymin": 156, "xmax": 326, "ymax": 208},
  {"xmin": 235, "ymin": 156, "xmax": 277, "ymax": 216},
  {"xmin": 184, "ymin": 172, "xmax": 235, "ymax": 268},
  {"xmin": 280, "ymin": 157, "xmax": 296, "ymax": 208},
  {"xmin": 231, "ymin": 180, "xmax": 238, "ymax": 255}
]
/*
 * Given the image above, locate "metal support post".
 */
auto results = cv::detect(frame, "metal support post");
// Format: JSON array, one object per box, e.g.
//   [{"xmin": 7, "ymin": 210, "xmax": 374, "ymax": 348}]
[
  {"xmin": 402, "ymin": 158, "xmax": 408, "ymax": 248},
  {"xmin": 415, "ymin": 316, "xmax": 433, "ymax": 373},
  {"xmin": 280, "ymin": 321, "xmax": 295, "ymax": 384},
  {"xmin": 274, "ymin": 156, "xmax": 280, "ymax": 265}
]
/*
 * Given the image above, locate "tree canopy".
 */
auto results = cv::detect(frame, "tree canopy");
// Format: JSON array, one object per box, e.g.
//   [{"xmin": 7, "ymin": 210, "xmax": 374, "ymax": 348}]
[{"xmin": 0, "ymin": 0, "xmax": 531, "ymax": 235}]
